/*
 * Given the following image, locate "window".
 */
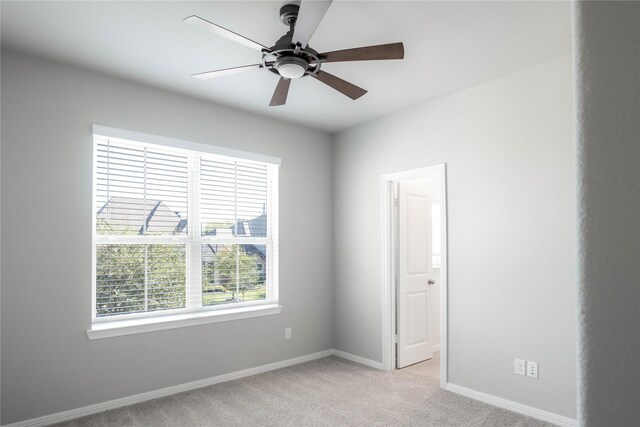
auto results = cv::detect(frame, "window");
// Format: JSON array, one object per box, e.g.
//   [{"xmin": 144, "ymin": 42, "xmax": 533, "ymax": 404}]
[{"xmin": 90, "ymin": 126, "xmax": 279, "ymax": 337}]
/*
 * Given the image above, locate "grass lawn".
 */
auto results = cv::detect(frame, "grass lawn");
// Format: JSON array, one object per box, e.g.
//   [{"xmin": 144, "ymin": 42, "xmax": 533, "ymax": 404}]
[{"xmin": 203, "ymin": 286, "xmax": 266, "ymax": 306}]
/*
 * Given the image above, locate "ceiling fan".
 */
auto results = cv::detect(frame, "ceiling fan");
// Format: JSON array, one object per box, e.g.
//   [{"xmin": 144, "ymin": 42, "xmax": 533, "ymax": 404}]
[{"xmin": 184, "ymin": 0, "xmax": 404, "ymax": 106}]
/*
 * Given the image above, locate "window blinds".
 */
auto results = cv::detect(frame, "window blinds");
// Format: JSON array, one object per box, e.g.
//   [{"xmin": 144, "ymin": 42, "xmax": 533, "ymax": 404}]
[
  {"xmin": 200, "ymin": 157, "xmax": 268, "ymax": 236},
  {"xmin": 93, "ymin": 130, "xmax": 278, "ymax": 321},
  {"xmin": 96, "ymin": 138, "xmax": 189, "ymax": 236}
]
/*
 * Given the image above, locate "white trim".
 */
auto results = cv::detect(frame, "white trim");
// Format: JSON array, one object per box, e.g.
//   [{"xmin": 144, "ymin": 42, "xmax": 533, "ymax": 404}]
[
  {"xmin": 380, "ymin": 164, "xmax": 448, "ymax": 390},
  {"xmin": 1, "ymin": 348, "xmax": 576, "ymax": 427},
  {"xmin": 2, "ymin": 349, "xmax": 332, "ymax": 427},
  {"xmin": 331, "ymin": 349, "xmax": 385, "ymax": 370},
  {"xmin": 445, "ymin": 383, "xmax": 577, "ymax": 427},
  {"xmin": 383, "ymin": 165, "xmax": 445, "ymax": 181},
  {"xmin": 267, "ymin": 163, "xmax": 280, "ymax": 302},
  {"xmin": 381, "ymin": 177, "xmax": 394, "ymax": 372},
  {"xmin": 87, "ymin": 304, "xmax": 282, "ymax": 340},
  {"xmin": 438, "ymin": 164, "xmax": 449, "ymax": 389},
  {"xmin": 91, "ymin": 133, "xmax": 280, "ymax": 329},
  {"xmin": 92, "ymin": 124, "xmax": 281, "ymax": 166}
]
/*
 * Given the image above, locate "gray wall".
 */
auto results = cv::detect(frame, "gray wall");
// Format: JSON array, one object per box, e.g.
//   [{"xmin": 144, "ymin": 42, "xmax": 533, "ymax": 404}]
[
  {"xmin": 332, "ymin": 57, "xmax": 576, "ymax": 418},
  {"xmin": 574, "ymin": 2, "xmax": 640, "ymax": 426},
  {"xmin": 0, "ymin": 50, "xmax": 334, "ymax": 425}
]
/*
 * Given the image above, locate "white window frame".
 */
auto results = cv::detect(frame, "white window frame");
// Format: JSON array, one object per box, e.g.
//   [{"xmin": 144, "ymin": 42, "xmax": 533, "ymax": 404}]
[{"xmin": 88, "ymin": 125, "xmax": 281, "ymax": 340}]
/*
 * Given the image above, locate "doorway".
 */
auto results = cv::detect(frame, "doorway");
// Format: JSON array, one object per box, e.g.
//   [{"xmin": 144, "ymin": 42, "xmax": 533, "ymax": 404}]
[{"xmin": 381, "ymin": 164, "xmax": 447, "ymax": 387}]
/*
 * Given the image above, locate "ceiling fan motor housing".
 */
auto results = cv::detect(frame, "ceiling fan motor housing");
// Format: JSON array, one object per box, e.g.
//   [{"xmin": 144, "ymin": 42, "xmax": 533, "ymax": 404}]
[
  {"xmin": 279, "ymin": 4, "xmax": 299, "ymax": 26},
  {"xmin": 265, "ymin": 4, "xmax": 322, "ymax": 79}
]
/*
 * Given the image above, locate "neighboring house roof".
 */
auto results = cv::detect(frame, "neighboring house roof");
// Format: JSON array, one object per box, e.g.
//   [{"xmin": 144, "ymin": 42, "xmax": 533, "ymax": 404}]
[
  {"xmin": 98, "ymin": 196, "xmax": 266, "ymax": 262},
  {"xmin": 97, "ymin": 196, "xmax": 185, "ymax": 235},
  {"xmin": 203, "ymin": 214, "xmax": 268, "ymax": 262},
  {"xmin": 236, "ymin": 214, "xmax": 267, "ymax": 238}
]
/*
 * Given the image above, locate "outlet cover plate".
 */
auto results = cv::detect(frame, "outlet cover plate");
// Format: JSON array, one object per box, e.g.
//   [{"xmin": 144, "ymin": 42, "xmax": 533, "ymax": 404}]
[
  {"xmin": 526, "ymin": 361, "xmax": 539, "ymax": 378},
  {"xmin": 515, "ymin": 358, "xmax": 526, "ymax": 376}
]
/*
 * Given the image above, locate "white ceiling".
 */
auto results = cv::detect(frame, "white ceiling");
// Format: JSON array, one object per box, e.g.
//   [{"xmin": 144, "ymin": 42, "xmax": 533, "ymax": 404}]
[{"xmin": 1, "ymin": 1, "xmax": 571, "ymax": 133}]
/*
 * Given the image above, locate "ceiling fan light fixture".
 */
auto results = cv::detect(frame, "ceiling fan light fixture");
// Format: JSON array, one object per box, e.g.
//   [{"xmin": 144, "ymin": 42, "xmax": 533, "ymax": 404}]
[{"xmin": 275, "ymin": 56, "xmax": 308, "ymax": 79}]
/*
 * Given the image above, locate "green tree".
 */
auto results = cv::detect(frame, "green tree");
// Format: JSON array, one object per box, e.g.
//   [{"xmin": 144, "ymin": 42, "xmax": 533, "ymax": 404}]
[
  {"xmin": 96, "ymin": 243, "xmax": 145, "ymax": 316},
  {"xmin": 96, "ymin": 243, "xmax": 186, "ymax": 317},
  {"xmin": 202, "ymin": 244, "xmax": 262, "ymax": 303}
]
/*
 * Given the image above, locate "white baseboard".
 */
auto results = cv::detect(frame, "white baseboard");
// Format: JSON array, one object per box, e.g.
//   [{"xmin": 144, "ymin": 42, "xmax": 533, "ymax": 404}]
[
  {"xmin": 2, "ymin": 350, "xmax": 333, "ymax": 427},
  {"xmin": 6, "ymin": 350, "xmax": 572, "ymax": 427},
  {"xmin": 445, "ymin": 383, "xmax": 577, "ymax": 427},
  {"xmin": 331, "ymin": 349, "xmax": 384, "ymax": 370}
]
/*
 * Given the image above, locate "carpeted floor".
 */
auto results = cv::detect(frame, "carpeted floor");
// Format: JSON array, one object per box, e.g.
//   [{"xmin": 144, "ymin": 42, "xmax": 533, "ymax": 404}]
[{"xmin": 53, "ymin": 354, "xmax": 554, "ymax": 426}]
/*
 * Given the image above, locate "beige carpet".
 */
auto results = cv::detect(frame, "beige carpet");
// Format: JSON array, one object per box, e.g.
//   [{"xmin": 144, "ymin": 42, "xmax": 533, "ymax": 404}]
[{"xmin": 53, "ymin": 355, "xmax": 554, "ymax": 427}]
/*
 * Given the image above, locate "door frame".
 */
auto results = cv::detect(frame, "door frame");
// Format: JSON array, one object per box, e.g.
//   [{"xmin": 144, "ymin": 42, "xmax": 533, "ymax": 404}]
[{"xmin": 380, "ymin": 164, "xmax": 448, "ymax": 388}]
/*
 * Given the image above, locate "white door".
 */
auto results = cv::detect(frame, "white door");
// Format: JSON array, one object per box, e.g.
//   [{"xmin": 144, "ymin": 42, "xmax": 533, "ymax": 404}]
[{"xmin": 397, "ymin": 178, "xmax": 434, "ymax": 368}]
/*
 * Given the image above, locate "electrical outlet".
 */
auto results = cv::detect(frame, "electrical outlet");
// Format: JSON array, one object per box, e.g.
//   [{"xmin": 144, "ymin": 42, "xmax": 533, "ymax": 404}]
[
  {"xmin": 285, "ymin": 327, "xmax": 291, "ymax": 340},
  {"xmin": 515, "ymin": 358, "xmax": 526, "ymax": 376},
  {"xmin": 526, "ymin": 361, "xmax": 539, "ymax": 379}
]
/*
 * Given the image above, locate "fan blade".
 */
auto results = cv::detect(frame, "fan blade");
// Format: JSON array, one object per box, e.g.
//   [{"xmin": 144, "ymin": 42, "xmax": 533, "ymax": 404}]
[
  {"xmin": 269, "ymin": 78, "xmax": 292, "ymax": 106},
  {"xmin": 184, "ymin": 15, "xmax": 269, "ymax": 52},
  {"xmin": 321, "ymin": 42, "xmax": 404, "ymax": 63},
  {"xmin": 192, "ymin": 64, "xmax": 262, "ymax": 80},
  {"xmin": 312, "ymin": 71, "xmax": 367, "ymax": 100},
  {"xmin": 291, "ymin": 0, "xmax": 333, "ymax": 48}
]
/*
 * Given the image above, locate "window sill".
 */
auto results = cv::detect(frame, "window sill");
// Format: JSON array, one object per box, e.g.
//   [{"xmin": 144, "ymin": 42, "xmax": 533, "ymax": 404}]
[{"xmin": 86, "ymin": 304, "xmax": 282, "ymax": 340}]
